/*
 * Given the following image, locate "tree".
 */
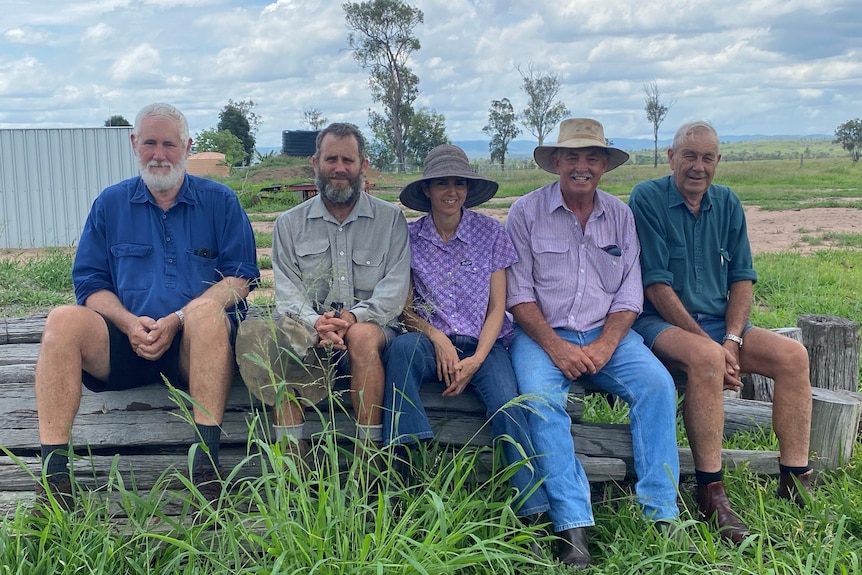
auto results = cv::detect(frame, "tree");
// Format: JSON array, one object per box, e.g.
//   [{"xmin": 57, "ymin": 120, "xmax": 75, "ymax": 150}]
[
  {"xmin": 301, "ymin": 106, "xmax": 328, "ymax": 130},
  {"xmin": 344, "ymin": 0, "xmax": 423, "ymax": 172},
  {"xmin": 404, "ymin": 107, "xmax": 449, "ymax": 166},
  {"xmin": 193, "ymin": 128, "xmax": 246, "ymax": 167},
  {"xmin": 643, "ymin": 80, "xmax": 674, "ymax": 168},
  {"xmin": 517, "ymin": 63, "xmax": 569, "ymax": 147},
  {"xmin": 483, "ymin": 98, "xmax": 520, "ymax": 169},
  {"xmin": 104, "ymin": 115, "xmax": 131, "ymax": 127},
  {"xmin": 834, "ymin": 119, "xmax": 862, "ymax": 162},
  {"xmin": 218, "ymin": 102, "xmax": 256, "ymax": 166}
]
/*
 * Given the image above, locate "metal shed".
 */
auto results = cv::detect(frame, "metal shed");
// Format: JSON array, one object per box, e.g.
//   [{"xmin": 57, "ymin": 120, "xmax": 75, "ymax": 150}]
[{"xmin": 0, "ymin": 127, "xmax": 138, "ymax": 249}]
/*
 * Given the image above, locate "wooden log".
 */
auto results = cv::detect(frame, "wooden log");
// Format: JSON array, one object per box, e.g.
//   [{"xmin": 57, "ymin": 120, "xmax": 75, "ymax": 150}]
[
  {"xmin": 0, "ymin": 343, "xmax": 40, "ymax": 366},
  {"xmin": 0, "ymin": 314, "xmax": 47, "ymax": 345},
  {"xmin": 798, "ymin": 315, "xmax": 861, "ymax": 392},
  {"xmin": 723, "ymin": 397, "xmax": 772, "ymax": 436},
  {"xmin": 740, "ymin": 327, "xmax": 803, "ymax": 402},
  {"xmin": 809, "ymin": 387, "xmax": 862, "ymax": 470}
]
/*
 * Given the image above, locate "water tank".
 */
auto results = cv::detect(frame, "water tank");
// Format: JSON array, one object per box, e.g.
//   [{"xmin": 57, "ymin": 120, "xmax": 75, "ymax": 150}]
[{"xmin": 282, "ymin": 130, "xmax": 319, "ymax": 157}]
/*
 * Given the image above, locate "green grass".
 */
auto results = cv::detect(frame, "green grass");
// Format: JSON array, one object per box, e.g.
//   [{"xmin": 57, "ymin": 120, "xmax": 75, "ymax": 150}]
[{"xmin": 0, "ymin": 249, "xmax": 76, "ymax": 315}]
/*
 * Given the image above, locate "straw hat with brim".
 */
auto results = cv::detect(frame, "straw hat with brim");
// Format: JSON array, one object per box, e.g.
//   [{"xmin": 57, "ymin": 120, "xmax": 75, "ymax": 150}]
[
  {"xmin": 533, "ymin": 118, "xmax": 630, "ymax": 174},
  {"xmin": 399, "ymin": 144, "xmax": 499, "ymax": 212}
]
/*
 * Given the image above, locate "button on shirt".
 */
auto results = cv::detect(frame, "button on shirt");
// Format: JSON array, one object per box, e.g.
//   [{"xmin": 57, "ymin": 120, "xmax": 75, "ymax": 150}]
[
  {"xmin": 72, "ymin": 175, "xmax": 259, "ymax": 322},
  {"xmin": 506, "ymin": 181, "xmax": 643, "ymax": 332},
  {"xmin": 410, "ymin": 209, "xmax": 517, "ymax": 342},
  {"xmin": 628, "ymin": 175, "xmax": 757, "ymax": 318},
  {"xmin": 272, "ymin": 192, "xmax": 410, "ymax": 329}
]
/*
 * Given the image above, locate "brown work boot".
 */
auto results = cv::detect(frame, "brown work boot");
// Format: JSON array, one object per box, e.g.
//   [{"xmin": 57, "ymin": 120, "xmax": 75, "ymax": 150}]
[
  {"xmin": 697, "ymin": 481, "xmax": 750, "ymax": 544},
  {"xmin": 33, "ymin": 475, "xmax": 75, "ymax": 518},
  {"xmin": 556, "ymin": 527, "xmax": 591, "ymax": 568},
  {"xmin": 777, "ymin": 469, "xmax": 814, "ymax": 507},
  {"xmin": 192, "ymin": 465, "xmax": 224, "ymax": 506}
]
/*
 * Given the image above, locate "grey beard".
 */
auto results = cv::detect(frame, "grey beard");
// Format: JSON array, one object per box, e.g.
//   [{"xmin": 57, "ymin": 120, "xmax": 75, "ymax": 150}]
[{"xmin": 317, "ymin": 172, "xmax": 363, "ymax": 205}]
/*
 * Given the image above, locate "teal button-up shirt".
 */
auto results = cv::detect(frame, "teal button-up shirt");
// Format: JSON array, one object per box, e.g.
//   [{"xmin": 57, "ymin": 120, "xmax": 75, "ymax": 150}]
[{"xmin": 628, "ymin": 175, "xmax": 757, "ymax": 318}]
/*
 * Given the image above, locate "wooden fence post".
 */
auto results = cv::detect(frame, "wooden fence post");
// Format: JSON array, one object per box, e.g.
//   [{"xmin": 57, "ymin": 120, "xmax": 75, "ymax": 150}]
[
  {"xmin": 797, "ymin": 315, "xmax": 862, "ymax": 469},
  {"xmin": 797, "ymin": 315, "xmax": 860, "ymax": 392}
]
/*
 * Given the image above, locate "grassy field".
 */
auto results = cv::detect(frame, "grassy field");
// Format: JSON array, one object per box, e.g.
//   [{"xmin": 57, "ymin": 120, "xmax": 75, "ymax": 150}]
[{"xmin": 1, "ymin": 157, "xmax": 861, "ymax": 573}]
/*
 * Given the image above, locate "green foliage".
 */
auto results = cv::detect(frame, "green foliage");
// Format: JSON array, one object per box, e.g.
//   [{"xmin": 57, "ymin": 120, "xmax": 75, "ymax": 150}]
[
  {"xmin": 344, "ymin": 0, "xmax": 424, "ymax": 170},
  {"xmin": 193, "ymin": 128, "xmax": 245, "ymax": 167},
  {"xmin": 254, "ymin": 231, "xmax": 273, "ymax": 249},
  {"xmin": 0, "ymin": 249, "xmax": 75, "ymax": 314},
  {"xmin": 218, "ymin": 102, "xmax": 257, "ymax": 166},
  {"xmin": 404, "ymin": 107, "xmax": 449, "ymax": 166},
  {"xmin": 517, "ymin": 63, "xmax": 569, "ymax": 147},
  {"xmin": 103, "ymin": 114, "xmax": 131, "ymax": 127},
  {"xmin": 483, "ymin": 98, "xmax": 520, "ymax": 168},
  {"xmin": 834, "ymin": 118, "xmax": 862, "ymax": 162}
]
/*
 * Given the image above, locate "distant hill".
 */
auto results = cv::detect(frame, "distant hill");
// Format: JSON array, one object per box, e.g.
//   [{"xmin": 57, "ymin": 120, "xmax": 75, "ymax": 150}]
[
  {"xmin": 258, "ymin": 135, "xmax": 837, "ymax": 162},
  {"xmin": 452, "ymin": 135, "xmax": 833, "ymax": 160}
]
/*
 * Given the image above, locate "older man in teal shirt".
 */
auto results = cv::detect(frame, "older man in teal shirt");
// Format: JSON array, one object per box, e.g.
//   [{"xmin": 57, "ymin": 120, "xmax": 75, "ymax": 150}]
[{"xmin": 629, "ymin": 121, "xmax": 813, "ymax": 545}]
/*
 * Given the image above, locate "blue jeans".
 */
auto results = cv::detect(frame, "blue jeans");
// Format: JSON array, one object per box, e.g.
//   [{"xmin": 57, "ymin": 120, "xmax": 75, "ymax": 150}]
[
  {"xmin": 510, "ymin": 326, "xmax": 680, "ymax": 531},
  {"xmin": 383, "ymin": 331, "xmax": 550, "ymax": 517}
]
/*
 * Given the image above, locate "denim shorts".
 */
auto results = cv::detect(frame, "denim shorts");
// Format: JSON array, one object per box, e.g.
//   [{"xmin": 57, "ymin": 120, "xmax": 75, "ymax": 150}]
[{"xmin": 634, "ymin": 313, "xmax": 752, "ymax": 350}]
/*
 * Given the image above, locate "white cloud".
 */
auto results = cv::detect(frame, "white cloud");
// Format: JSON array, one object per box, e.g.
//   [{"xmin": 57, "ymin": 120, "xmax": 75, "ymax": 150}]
[{"xmin": 0, "ymin": 0, "xmax": 859, "ymax": 145}]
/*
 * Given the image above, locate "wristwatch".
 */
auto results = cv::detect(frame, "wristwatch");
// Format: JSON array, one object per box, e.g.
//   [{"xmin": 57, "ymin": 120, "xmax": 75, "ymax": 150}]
[
  {"xmin": 174, "ymin": 309, "xmax": 185, "ymax": 330},
  {"xmin": 723, "ymin": 333, "xmax": 743, "ymax": 348}
]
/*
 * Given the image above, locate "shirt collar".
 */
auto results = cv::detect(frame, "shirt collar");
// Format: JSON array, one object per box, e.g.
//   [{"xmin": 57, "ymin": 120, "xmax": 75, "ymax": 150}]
[
  {"xmin": 667, "ymin": 175, "xmax": 712, "ymax": 211},
  {"xmin": 416, "ymin": 208, "xmax": 469, "ymax": 246},
  {"xmin": 130, "ymin": 174, "xmax": 194, "ymax": 206},
  {"xmin": 306, "ymin": 190, "xmax": 375, "ymax": 225},
  {"xmin": 547, "ymin": 181, "xmax": 607, "ymax": 221}
]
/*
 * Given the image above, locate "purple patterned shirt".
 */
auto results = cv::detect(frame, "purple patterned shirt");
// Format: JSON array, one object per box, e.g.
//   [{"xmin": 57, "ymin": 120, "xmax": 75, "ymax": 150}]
[
  {"xmin": 505, "ymin": 181, "xmax": 643, "ymax": 332},
  {"xmin": 409, "ymin": 209, "xmax": 517, "ymax": 341}
]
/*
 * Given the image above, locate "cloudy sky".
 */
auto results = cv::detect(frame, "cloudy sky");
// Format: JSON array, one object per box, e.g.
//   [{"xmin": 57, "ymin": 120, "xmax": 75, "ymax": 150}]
[{"xmin": 2, "ymin": 0, "xmax": 860, "ymax": 149}]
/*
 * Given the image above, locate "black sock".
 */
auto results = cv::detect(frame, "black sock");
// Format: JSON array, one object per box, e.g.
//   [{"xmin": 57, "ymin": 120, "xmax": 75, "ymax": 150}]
[
  {"xmin": 779, "ymin": 463, "xmax": 812, "ymax": 476},
  {"xmin": 192, "ymin": 424, "xmax": 221, "ymax": 470},
  {"xmin": 695, "ymin": 469, "xmax": 724, "ymax": 485},
  {"xmin": 40, "ymin": 444, "xmax": 69, "ymax": 479}
]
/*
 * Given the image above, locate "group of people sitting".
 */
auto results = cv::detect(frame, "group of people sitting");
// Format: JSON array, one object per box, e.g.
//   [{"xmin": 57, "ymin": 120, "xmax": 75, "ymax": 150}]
[{"xmin": 33, "ymin": 103, "xmax": 814, "ymax": 569}]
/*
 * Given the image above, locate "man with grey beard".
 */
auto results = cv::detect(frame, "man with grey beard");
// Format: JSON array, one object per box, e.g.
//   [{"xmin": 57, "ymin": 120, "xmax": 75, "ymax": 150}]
[
  {"xmin": 235, "ymin": 123, "xmax": 410, "ymax": 476},
  {"xmin": 33, "ymin": 103, "xmax": 259, "ymax": 515}
]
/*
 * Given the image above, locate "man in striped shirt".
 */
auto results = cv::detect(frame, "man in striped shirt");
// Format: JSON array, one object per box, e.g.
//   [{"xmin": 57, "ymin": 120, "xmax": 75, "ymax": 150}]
[{"xmin": 505, "ymin": 118, "xmax": 681, "ymax": 568}]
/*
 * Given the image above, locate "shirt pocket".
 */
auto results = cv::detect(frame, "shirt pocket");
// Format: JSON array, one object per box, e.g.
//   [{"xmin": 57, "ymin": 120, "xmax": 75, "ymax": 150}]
[
  {"xmin": 352, "ymin": 249, "xmax": 385, "ymax": 293},
  {"xmin": 530, "ymin": 237, "xmax": 569, "ymax": 287},
  {"xmin": 110, "ymin": 243, "xmax": 154, "ymax": 292},
  {"xmin": 595, "ymin": 248, "xmax": 624, "ymax": 293},
  {"xmin": 183, "ymin": 249, "xmax": 219, "ymax": 297},
  {"xmin": 295, "ymin": 240, "xmax": 332, "ymax": 281}
]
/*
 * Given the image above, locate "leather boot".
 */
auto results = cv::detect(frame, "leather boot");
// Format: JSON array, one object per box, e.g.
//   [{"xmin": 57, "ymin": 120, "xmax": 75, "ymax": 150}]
[
  {"xmin": 697, "ymin": 481, "xmax": 749, "ymax": 544},
  {"xmin": 777, "ymin": 469, "xmax": 813, "ymax": 507},
  {"xmin": 556, "ymin": 527, "xmax": 590, "ymax": 568}
]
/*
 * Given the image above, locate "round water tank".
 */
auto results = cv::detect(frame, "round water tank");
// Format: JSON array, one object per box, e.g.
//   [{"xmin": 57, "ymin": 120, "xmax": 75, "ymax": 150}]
[{"xmin": 282, "ymin": 130, "xmax": 319, "ymax": 157}]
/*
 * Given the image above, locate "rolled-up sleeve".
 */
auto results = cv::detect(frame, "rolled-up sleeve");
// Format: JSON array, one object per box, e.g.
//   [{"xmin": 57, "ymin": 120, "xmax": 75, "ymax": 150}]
[{"xmin": 505, "ymin": 199, "xmax": 536, "ymax": 310}]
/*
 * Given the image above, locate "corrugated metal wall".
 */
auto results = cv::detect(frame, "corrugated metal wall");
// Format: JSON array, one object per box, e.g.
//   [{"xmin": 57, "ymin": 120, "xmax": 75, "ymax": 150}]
[{"xmin": 0, "ymin": 127, "xmax": 138, "ymax": 249}]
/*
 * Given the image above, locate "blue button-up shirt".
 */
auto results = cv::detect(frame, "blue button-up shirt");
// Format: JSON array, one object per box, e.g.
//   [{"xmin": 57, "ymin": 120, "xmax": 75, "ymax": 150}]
[{"xmin": 73, "ymin": 174, "xmax": 259, "ymax": 322}]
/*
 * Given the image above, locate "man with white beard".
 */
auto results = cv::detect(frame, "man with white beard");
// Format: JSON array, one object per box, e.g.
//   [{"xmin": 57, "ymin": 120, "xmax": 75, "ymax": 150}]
[
  {"xmin": 33, "ymin": 103, "xmax": 259, "ymax": 514},
  {"xmin": 235, "ymin": 123, "xmax": 410, "ymax": 476}
]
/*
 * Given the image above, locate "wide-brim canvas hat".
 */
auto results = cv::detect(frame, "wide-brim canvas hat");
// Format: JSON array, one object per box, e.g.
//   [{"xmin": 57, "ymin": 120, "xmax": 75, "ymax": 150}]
[
  {"xmin": 399, "ymin": 144, "xmax": 499, "ymax": 212},
  {"xmin": 533, "ymin": 118, "xmax": 630, "ymax": 174}
]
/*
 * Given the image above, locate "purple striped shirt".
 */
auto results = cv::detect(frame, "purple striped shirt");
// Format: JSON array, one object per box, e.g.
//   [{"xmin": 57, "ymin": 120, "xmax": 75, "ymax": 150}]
[
  {"xmin": 410, "ymin": 209, "xmax": 517, "ymax": 341},
  {"xmin": 505, "ymin": 181, "xmax": 643, "ymax": 332}
]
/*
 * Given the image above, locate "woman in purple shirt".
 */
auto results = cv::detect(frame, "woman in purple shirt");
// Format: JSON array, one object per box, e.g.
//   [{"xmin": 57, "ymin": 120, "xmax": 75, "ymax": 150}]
[{"xmin": 382, "ymin": 145, "xmax": 549, "ymax": 534}]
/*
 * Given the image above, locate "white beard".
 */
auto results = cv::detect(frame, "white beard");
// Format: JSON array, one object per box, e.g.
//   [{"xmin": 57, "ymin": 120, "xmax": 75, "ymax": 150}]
[{"xmin": 139, "ymin": 157, "xmax": 187, "ymax": 192}]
